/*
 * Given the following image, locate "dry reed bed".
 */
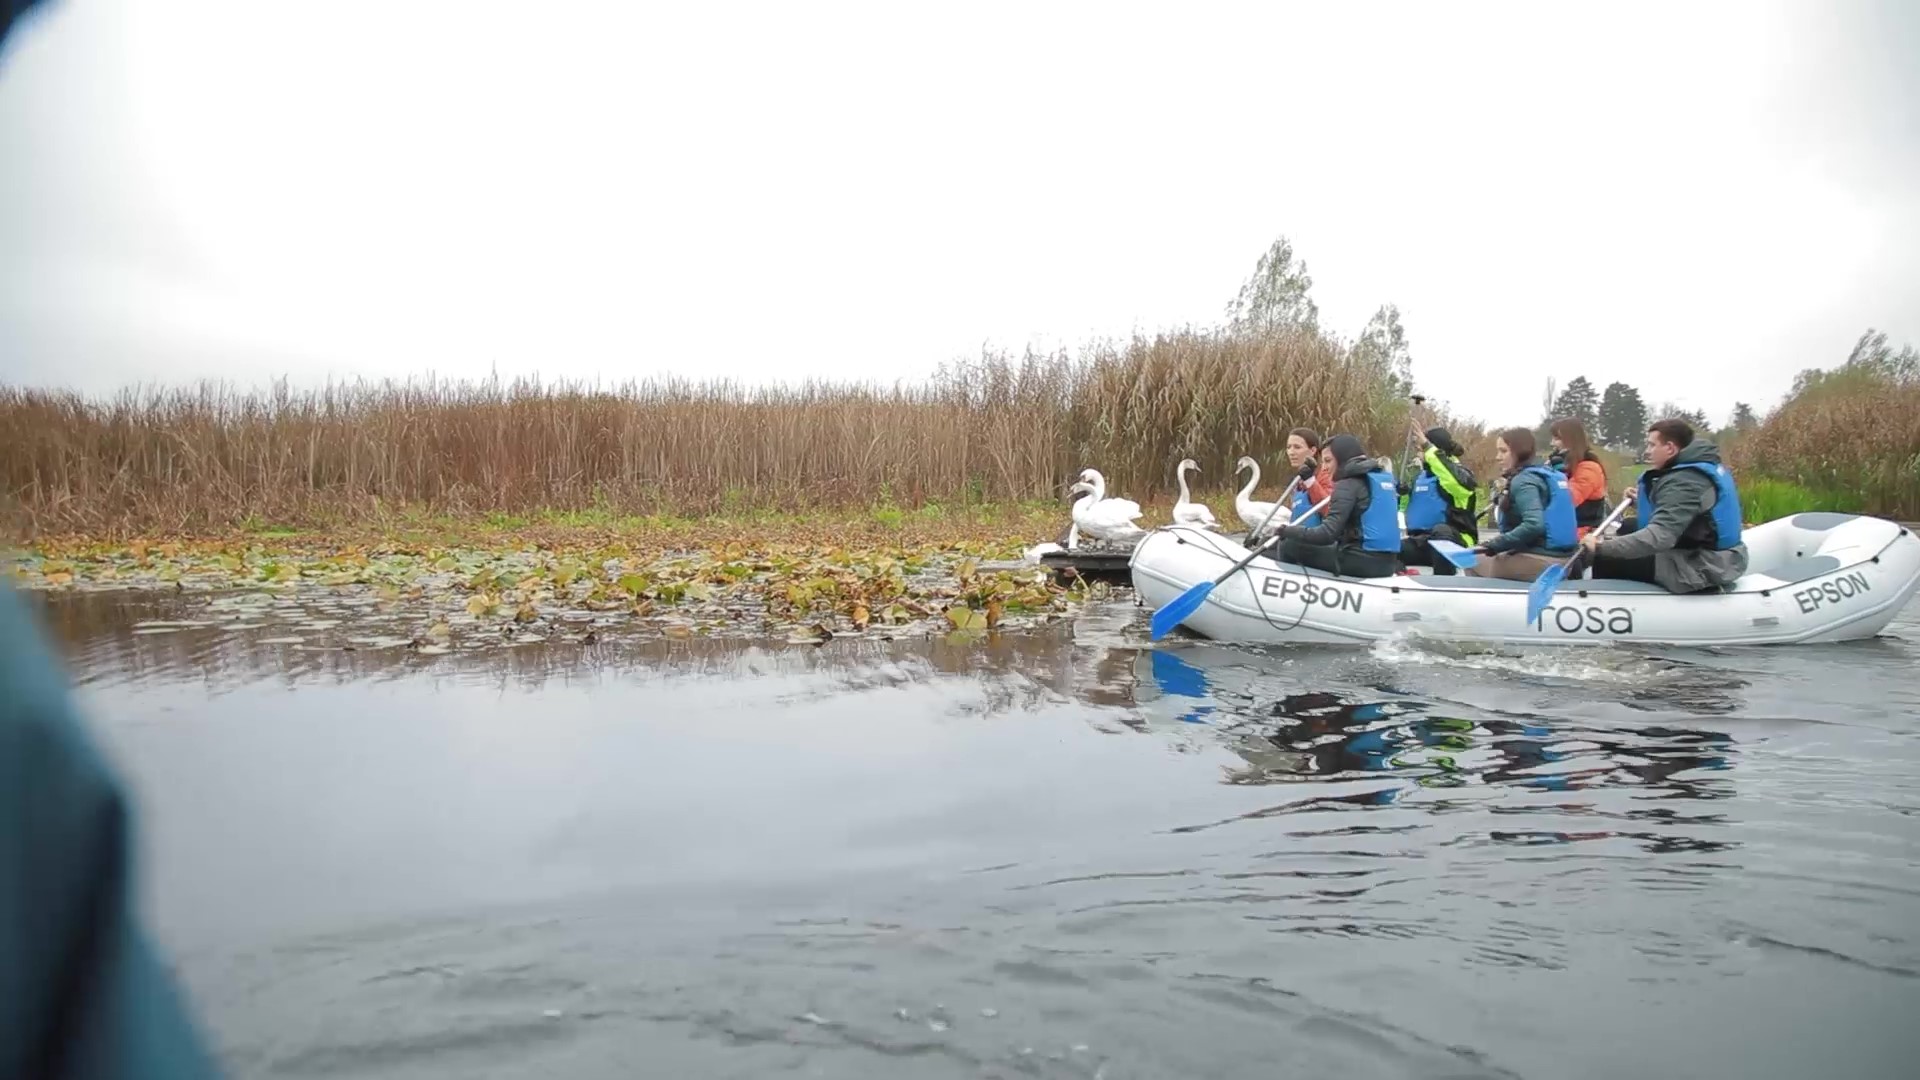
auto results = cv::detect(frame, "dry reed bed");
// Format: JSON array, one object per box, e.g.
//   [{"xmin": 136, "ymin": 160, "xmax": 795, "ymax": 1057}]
[
  {"xmin": 1730, "ymin": 376, "xmax": 1920, "ymax": 518},
  {"xmin": 3, "ymin": 330, "xmax": 1472, "ymax": 537}
]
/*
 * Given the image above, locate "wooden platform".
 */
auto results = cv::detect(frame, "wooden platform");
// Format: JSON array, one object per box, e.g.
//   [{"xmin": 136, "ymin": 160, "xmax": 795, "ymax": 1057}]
[{"xmin": 1037, "ymin": 548, "xmax": 1135, "ymax": 583}]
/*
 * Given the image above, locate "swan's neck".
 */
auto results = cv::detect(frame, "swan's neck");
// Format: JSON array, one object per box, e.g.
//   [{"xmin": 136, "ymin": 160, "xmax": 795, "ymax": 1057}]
[
  {"xmin": 1089, "ymin": 476, "xmax": 1107, "ymax": 502},
  {"xmin": 1176, "ymin": 464, "xmax": 1193, "ymax": 503},
  {"xmin": 1236, "ymin": 462, "xmax": 1260, "ymax": 501}
]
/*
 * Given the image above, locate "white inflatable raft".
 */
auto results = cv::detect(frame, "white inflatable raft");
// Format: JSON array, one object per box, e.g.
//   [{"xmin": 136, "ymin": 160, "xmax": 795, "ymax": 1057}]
[{"xmin": 1129, "ymin": 513, "xmax": 1920, "ymax": 647}]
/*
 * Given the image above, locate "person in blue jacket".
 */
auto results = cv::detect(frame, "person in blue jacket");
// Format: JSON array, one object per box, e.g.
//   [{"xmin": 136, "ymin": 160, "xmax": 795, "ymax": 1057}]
[
  {"xmin": 1578, "ymin": 418, "xmax": 1748, "ymax": 593},
  {"xmin": 1267, "ymin": 434, "xmax": 1403, "ymax": 578},
  {"xmin": 1468, "ymin": 426, "xmax": 1578, "ymax": 581},
  {"xmin": 2, "ymin": 4, "xmax": 224, "ymax": 1076}
]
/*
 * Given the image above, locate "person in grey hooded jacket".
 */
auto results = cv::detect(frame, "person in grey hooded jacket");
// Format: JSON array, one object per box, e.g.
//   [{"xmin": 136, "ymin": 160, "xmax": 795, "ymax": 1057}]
[{"xmin": 1579, "ymin": 418, "xmax": 1749, "ymax": 593}]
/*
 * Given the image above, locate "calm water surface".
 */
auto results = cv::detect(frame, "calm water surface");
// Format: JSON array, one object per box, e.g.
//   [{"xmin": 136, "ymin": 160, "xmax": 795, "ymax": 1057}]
[{"xmin": 36, "ymin": 589, "xmax": 1920, "ymax": 1080}]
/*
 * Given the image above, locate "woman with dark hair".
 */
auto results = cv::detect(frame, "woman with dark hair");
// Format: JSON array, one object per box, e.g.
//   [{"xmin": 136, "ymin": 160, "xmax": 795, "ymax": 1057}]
[
  {"xmin": 1467, "ymin": 427, "xmax": 1579, "ymax": 581},
  {"xmin": 1548, "ymin": 417, "xmax": 1609, "ymax": 538},
  {"xmin": 1283, "ymin": 427, "xmax": 1332, "ymax": 528},
  {"xmin": 1268, "ymin": 434, "xmax": 1403, "ymax": 578}
]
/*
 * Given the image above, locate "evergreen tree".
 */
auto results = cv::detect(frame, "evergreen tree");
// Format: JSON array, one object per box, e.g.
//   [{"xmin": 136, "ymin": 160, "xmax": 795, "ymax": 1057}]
[
  {"xmin": 1597, "ymin": 381, "xmax": 1647, "ymax": 450},
  {"xmin": 1548, "ymin": 376, "xmax": 1600, "ymax": 428}
]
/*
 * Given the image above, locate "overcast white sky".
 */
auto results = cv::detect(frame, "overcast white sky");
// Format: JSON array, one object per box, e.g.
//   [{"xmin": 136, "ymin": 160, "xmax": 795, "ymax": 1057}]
[{"xmin": 2, "ymin": 0, "xmax": 1915, "ymax": 426}]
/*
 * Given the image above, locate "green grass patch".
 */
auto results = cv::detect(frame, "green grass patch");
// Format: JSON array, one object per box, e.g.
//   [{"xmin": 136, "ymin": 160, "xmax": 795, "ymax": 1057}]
[{"xmin": 1738, "ymin": 477, "xmax": 1862, "ymax": 522}]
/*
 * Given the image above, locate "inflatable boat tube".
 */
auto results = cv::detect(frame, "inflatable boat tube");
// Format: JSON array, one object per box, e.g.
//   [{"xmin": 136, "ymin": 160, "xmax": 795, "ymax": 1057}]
[{"xmin": 1129, "ymin": 513, "xmax": 1920, "ymax": 647}]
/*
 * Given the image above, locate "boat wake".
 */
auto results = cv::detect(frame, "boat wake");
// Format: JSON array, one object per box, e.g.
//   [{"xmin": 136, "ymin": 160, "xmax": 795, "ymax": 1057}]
[{"xmin": 1369, "ymin": 632, "xmax": 1686, "ymax": 687}]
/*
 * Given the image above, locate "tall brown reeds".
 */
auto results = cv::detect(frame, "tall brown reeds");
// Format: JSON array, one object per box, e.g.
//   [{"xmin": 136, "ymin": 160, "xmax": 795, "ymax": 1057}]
[
  {"xmin": 1730, "ymin": 366, "xmax": 1920, "ymax": 518},
  {"xmin": 0, "ymin": 328, "xmax": 1469, "ymax": 536}
]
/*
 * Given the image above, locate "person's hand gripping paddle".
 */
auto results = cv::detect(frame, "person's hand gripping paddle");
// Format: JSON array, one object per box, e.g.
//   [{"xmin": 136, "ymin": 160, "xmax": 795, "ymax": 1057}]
[{"xmin": 1524, "ymin": 497, "xmax": 1635, "ymax": 625}]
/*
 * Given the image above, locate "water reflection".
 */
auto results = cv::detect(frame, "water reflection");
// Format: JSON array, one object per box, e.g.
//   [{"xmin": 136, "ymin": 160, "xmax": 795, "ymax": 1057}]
[{"xmin": 1144, "ymin": 647, "xmax": 1741, "ymax": 852}]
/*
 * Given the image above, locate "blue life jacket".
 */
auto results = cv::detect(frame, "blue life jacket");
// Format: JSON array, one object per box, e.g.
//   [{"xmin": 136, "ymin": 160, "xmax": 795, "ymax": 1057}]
[
  {"xmin": 1290, "ymin": 486, "xmax": 1322, "ymax": 530},
  {"xmin": 1498, "ymin": 465, "xmax": 1578, "ymax": 550},
  {"xmin": 1357, "ymin": 468, "xmax": 1402, "ymax": 552},
  {"xmin": 1404, "ymin": 471, "xmax": 1446, "ymax": 531},
  {"xmin": 1637, "ymin": 461, "xmax": 1743, "ymax": 550}
]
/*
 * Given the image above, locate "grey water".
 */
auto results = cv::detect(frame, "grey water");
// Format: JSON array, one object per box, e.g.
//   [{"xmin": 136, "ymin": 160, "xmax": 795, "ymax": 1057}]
[{"xmin": 34, "ymin": 589, "xmax": 1920, "ymax": 1080}]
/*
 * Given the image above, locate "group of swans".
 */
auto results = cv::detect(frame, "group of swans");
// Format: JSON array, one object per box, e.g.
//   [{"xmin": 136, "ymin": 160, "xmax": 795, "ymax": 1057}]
[
  {"xmin": 1180, "ymin": 456, "xmax": 1295, "ymax": 535},
  {"xmin": 1023, "ymin": 458, "xmax": 1298, "ymax": 564}
]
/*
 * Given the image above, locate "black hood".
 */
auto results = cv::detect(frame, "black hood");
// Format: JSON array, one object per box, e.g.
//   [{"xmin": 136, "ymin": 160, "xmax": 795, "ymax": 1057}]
[
  {"xmin": 1425, "ymin": 427, "xmax": 1462, "ymax": 457},
  {"xmin": 1325, "ymin": 434, "xmax": 1368, "ymax": 469},
  {"xmin": 1325, "ymin": 435, "xmax": 1378, "ymax": 481}
]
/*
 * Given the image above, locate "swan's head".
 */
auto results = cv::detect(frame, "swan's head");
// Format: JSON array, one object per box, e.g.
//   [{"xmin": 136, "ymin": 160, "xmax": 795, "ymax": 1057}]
[
  {"xmin": 1077, "ymin": 468, "xmax": 1102, "ymax": 484},
  {"xmin": 1235, "ymin": 455, "xmax": 1257, "ymax": 472},
  {"xmin": 1068, "ymin": 481, "xmax": 1093, "ymax": 499},
  {"xmin": 1178, "ymin": 457, "xmax": 1199, "ymax": 473}
]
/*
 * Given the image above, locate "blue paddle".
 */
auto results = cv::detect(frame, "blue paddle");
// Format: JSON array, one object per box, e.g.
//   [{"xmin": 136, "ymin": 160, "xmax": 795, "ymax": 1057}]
[
  {"xmin": 1150, "ymin": 492, "xmax": 1331, "ymax": 641},
  {"xmin": 1523, "ymin": 498, "xmax": 1635, "ymax": 625},
  {"xmin": 1426, "ymin": 538, "xmax": 1480, "ymax": 570}
]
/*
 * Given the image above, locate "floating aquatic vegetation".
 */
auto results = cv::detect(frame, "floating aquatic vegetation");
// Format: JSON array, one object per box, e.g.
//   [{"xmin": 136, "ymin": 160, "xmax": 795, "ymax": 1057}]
[{"xmin": 8, "ymin": 532, "xmax": 1103, "ymax": 654}]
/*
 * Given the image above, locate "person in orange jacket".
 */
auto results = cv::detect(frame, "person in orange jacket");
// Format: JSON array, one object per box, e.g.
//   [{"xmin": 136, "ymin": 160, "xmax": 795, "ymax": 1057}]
[{"xmin": 1549, "ymin": 418, "xmax": 1610, "ymax": 538}]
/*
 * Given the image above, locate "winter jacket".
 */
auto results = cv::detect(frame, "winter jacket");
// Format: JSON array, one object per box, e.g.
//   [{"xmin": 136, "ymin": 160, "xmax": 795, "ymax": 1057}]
[
  {"xmin": 1419, "ymin": 446, "xmax": 1480, "ymax": 544},
  {"xmin": 1565, "ymin": 458, "xmax": 1608, "ymax": 535},
  {"xmin": 1482, "ymin": 460, "xmax": 1575, "ymax": 556},
  {"xmin": 1283, "ymin": 454, "xmax": 1379, "ymax": 548},
  {"xmin": 1306, "ymin": 464, "xmax": 1334, "ymax": 508},
  {"xmin": 1597, "ymin": 440, "xmax": 1749, "ymax": 592}
]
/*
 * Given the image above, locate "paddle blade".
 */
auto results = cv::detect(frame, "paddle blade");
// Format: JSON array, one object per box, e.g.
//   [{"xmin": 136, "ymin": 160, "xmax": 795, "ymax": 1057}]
[
  {"xmin": 1428, "ymin": 539, "xmax": 1479, "ymax": 569},
  {"xmin": 1150, "ymin": 581, "xmax": 1216, "ymax": 640},
  {"xmin": 1525, "ymin": 563, "xmax": 1567, "ymax": 625}
]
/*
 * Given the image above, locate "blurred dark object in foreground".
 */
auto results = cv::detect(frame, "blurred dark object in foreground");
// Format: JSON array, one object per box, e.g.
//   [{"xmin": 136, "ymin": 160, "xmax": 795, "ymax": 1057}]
[
  {"xmin": 3, "ymin": 0, "xmax": 50, "ymax": 51},
  {"xmin": 0, "ymin": 587, "xmax": 223, "ymax": 1077}
]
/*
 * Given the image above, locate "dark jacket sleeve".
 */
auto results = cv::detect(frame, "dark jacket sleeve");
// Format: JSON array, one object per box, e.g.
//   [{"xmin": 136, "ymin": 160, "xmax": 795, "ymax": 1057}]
[
  {"xmin": 0, "ymin": 586, "xmax": 222, "ymax": 1080},
  {"xmin": 1286, "ymin": 475, "xmax": 1363, "ymax": 546},
  {"xmin": 1599, "ymin": 469, "xmax": 1713, "ymax": 559},
  {"xmin": 1482, "ymin": 472, "xmax": 1546, "ymax": 554}
]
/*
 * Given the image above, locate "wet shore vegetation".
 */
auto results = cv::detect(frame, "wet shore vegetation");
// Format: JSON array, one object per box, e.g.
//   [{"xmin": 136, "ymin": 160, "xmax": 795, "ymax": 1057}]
[{"xmin": 9, "ymin": 505, "xmax": 1121, "ymax": 649}]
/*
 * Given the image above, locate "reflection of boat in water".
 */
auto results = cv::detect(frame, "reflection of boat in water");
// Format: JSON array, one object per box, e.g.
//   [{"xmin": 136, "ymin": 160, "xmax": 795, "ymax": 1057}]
[
  {"xmin": 1131, "ymin": 513, "xmax": 1920, "ymax": 647},
  {"xmin": 1144, "ymin": 650, "xmax": 1737, "ymax": 810}
]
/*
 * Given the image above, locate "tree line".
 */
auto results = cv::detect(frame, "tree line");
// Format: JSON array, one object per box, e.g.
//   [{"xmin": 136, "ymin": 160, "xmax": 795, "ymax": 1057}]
[{"xmin": 1541, "ymin": 327, "xmax": 1916, "ymax": 460}]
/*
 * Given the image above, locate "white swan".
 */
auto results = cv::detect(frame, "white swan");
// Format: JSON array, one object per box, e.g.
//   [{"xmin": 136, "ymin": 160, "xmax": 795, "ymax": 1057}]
[
  {"xmin": 1232, "ymin": 456, "xmax": 1284, "ymax": 533},
  {"xmin": 1070, "ymin": 469, "xmax": 1145, "ymax": 543},
  {"xmin": 1171, "ymin": 459, "xmax": 1220, "ymax": 529}
]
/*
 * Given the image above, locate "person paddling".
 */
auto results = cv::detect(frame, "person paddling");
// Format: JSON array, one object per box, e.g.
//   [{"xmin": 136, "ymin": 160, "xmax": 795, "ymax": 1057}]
[
  {"xmin": 1268, "ymin": 435, "xmax": 1403, "ymax": 578},
  {"xmin": 1576, "ymin": 418, "xmax": 1748, "ymax": 592},
  {"xmin": 1399, "ymin": 426, "xmax": 1479, "ymax": 575},
  {"xmin": 1467, "ymin": 427, "xmax": 1579, "ymax": 580},
  {"xmin": 1283, "ymin": 427, "xmax": 1332, "ymax": 528}
]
